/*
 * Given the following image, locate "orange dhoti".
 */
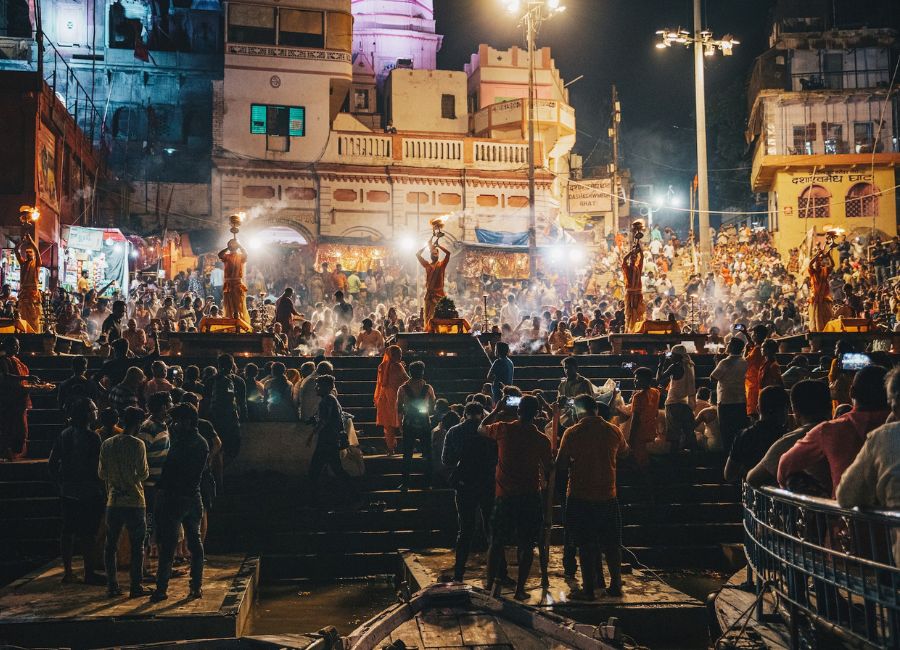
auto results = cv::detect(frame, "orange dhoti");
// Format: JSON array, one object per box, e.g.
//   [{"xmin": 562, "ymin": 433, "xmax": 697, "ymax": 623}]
[
  {"xmin": 808, "ymin": 295, "xmax": 831, "ymax": 333},
  {"xmin": 222, "ymin": 278, "xmax": 251, "ymax": 328},
  {"xmin": 424, "ymin": 291, "xmax": 443, "ymax": 330},
  {"xmin": 625, "ymin": 289, "xmax": 645, "ymax": 334},
  {"xmin": 18, "ymin": 288, "xmax": 43, "ymax": 333}
]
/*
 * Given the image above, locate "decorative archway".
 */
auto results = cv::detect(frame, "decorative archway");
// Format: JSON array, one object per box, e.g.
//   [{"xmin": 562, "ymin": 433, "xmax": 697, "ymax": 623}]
[
  {"xmin": 240, "ymin": 218, "xmax": 315, "ymax": 250},
  {"xmin": 798, "ymin": 184, "xmax": 831, "ymax": 219},
  {"xmin": 845, "ymin": 182, "xmax": 879, "ymax": 218}
]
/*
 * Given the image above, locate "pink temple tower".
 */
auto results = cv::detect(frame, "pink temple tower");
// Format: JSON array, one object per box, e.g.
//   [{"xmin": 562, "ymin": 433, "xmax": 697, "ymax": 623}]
[{"xmin": 351, "ymin": 0, "xmax": 444, "ymax": 88}]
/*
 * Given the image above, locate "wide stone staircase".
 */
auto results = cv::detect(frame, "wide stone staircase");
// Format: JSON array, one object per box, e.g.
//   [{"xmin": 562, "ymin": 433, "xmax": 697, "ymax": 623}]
[{"xmin": 0, "ymin": 351, "xmax": 742, "ymax": 586}]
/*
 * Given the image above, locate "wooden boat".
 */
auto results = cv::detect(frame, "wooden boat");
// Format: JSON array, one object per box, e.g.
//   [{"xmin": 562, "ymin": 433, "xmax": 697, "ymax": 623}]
[{"xmin": 343, "ymin": 582, "xmax": 617, "ymax": 650}]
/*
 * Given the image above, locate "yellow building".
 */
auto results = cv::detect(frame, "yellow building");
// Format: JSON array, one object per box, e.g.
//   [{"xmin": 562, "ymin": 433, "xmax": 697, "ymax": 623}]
[{"xmin": 747, "ymin": 5, "xmax": 899, "ymax": 254}]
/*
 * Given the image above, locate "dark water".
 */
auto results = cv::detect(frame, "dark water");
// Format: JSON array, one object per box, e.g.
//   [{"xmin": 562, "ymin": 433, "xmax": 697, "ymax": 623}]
[{"xmin": 249, "ymin": 577, "xmax": 398, "ymax": 637}]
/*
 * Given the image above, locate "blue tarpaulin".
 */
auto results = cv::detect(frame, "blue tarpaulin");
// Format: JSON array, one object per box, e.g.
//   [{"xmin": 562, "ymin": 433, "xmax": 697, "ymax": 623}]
[{"xmin": 475, "ymin": 228, "xmax": 528, "ymax": 247}]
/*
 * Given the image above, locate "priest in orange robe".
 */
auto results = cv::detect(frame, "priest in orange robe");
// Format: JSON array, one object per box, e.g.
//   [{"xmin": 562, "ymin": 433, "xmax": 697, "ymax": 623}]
[
  {"xmin": 417, "ymin": 237, "xmax": 450, "ymax": 330},
  {"xmin": 622, "ymin": 245, "xmax": 644, "ymax": 333},
  {"xmin": 808, "ymin": 247, "xmax": 833, "ymax": 332},
  {"xmin": 218, "ymin": 238, "xmax": 251, "ymax": 328},
  {"xmin": 15, "ymin": 234, "xmax": 42, "ymax": 333}
]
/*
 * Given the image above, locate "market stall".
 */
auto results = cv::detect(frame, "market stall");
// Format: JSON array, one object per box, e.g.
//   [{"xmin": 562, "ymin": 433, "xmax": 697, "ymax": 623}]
[
  {"xmin": 60, "ymin": 226, "xmax": 130, "ymax": 297},
  {"xmin": 1, "ymin": 249, "xmax": 51, "ymax": 295},
  {"xmin": 315, "ymin": 242, "xmax": 390, "ymax": 273}
]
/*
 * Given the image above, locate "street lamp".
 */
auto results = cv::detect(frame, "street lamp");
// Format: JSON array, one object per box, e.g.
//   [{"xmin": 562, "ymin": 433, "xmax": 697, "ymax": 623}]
[
  {"xmin": 502, "ymin": 0, "xmax": 566, "ymax": 274},
  {"xmin": 655, "ymin": 0, "xmax": 738, "ymax": 266}
]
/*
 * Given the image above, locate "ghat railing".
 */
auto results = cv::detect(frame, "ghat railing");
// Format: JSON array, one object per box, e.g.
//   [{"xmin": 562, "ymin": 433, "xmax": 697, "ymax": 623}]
[{"xmin": 743, "ymin": 484, "xmax": 900, "ymax": 649}]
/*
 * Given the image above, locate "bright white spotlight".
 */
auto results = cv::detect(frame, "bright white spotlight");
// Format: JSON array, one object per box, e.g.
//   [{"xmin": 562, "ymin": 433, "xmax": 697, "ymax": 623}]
[
  {"xmin": 653, "ymin": 196, "xmax": 665, "ymax": 208},
  {"xmin": 246, "ymin": 235, "xmax": 263, "ymax": 251},
  {"xmin": 668, "ymin": 194, "xmax": 683, "ymax": 207},
  {"xmin": 570, "ymin": 247, "xmax": 586, "ymax": 264},
  {"xmin": 547, "ymin": 0, "xmax": 560, "ymax": 9},
  {"xmin": 398, "ymin": 234, "xmax": 417, "ymax": 253},
  {"xmin": 504, "ymin": 0, "xmax": 520, "ymax": 13},
  {"xmin": 130, "ymin": 250, "xmax": 139, "ymax": 259}
]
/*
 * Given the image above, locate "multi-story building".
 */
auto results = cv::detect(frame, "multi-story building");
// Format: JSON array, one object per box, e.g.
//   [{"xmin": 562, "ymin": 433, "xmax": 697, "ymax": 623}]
[
  {"xmin": 211, "ymin": 0, "xmax": 579, "ymax": 282},
  {"xmin": 747, "ymin": 0, "xmax": 899, "ymax": 254},
  {"xmin": 0, "ymin": 0, "xmax": 224, "ymax": 231}
]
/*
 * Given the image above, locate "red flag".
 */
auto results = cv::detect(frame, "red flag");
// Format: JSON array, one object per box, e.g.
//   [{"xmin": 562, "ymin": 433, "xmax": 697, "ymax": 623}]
[{"xmin": 133, "ymin": 24, "xmax": 150, "ymax": 62}]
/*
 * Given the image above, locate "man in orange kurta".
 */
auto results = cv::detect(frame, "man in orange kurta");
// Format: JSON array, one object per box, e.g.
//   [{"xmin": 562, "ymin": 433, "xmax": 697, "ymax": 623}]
[
  {"xmin": 622, "ymin": 246, "xmax": 644, "ymax": 333},
  {"xmin": 417, "ymin": 238, "xmax": 450, "ymax": 330},
  {"xmin": 808, "ymin": 250, "xmax": 833, "ymax": 332},
  {"xmin": 15, "ymin": 234, "xmax": 42, "ymax": 333},
  {"xmin": 744, "ymin": 325, "xmax": 768, "ymax": 417},
  {"xmin": 218, "ymin": 239, "xmax": 251, "ymax": 328}
]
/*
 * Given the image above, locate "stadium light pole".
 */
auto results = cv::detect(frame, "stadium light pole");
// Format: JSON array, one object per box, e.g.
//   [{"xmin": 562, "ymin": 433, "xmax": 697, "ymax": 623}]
[
  {"xmin": 656, "ymin": 0, "xmax": 738, "ymax": 268},
  {"xmin": 503, "ymin": 0, "xmax": 566, "ymax": 274}
]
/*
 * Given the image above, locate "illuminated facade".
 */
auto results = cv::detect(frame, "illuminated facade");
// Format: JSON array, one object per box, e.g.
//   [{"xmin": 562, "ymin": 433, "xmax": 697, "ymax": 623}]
[
  {"xmin": 747, "ymin": 3, "xmax": 899, "ymax": 254},
  {"xmin": 351, "ymin": 0, "xmax": 442, "ymax": 88}
]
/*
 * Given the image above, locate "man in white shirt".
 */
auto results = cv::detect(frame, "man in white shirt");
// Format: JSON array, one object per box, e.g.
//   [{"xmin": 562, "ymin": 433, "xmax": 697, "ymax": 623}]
[
  {"xmin": 649, "ymin": 238, "xmax": 663, "ymax": 258},
  {"xmin": 709, "ymin": 337, "xmax": 749, "ymax": 453},
  {"xmin": 209, "ymin": 264, "xmax": 224, "ymax": 304},
  {"xmin": 499, "ymin": 294, "xmax": 521, "ymax": 328}
]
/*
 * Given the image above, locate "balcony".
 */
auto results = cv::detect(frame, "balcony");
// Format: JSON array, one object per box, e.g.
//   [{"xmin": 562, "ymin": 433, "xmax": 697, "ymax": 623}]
[
  {"xmin": 321, "ymin": 132, "xmax": 536, "ymax": 172},
  {"xmin": 470, "ymin": 98, "xmax": 576, "ymax": 139},
  {"xmin": 751, "ymin": 138, "xmax": 900, "ymax": 191}
]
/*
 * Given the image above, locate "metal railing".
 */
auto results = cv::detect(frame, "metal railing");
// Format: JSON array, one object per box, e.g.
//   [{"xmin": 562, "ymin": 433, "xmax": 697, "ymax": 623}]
[
  {"xmin": 0, "ymin": 31, "xmax": 107, "ymax": 148},
  {"xmin": 743, "ymin": 484, "xmax": 900, "ymax": 649},
  {"xmin": 39, "ymin": 34, "xmax": 107, "ymax": 147},
  {"xmin": 791, "ymin": 68, "xmax": 891, "ymax": 92}
]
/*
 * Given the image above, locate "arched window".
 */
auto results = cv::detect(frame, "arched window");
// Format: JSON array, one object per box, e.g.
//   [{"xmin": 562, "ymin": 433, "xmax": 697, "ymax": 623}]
[
  {"xmin": 798, "ymin": 184, "xmax": 830, "ymax": 219},
  {"xmin": 845, "ymin": 182, "xmax": 879, "ymax": 218}
]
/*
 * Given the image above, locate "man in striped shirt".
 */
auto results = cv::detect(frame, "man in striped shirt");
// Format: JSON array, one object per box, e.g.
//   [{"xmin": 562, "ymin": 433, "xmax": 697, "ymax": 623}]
[
  {"xmin": 138, "ymin": 391, "xmax": 172, "ymax": 564},
  {"xmin": 108, "ymin": 367, "xmax": 145, "ymax": 416}
]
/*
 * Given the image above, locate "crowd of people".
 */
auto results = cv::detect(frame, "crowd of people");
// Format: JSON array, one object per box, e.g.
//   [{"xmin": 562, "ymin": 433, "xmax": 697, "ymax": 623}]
[
  {"xmin": 3, "ymin": 224, "xmax": 895, "ymax": 362},
  {"xmin": 0, "ymin": 220, "xmax": 898, "ymax": 604}
]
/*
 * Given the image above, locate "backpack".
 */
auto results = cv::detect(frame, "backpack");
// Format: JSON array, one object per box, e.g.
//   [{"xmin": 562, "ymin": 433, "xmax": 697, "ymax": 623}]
[
  {"xmin": 402, "ymin": 384, "xmax": 431, "ymax": 431},
  {"xmin": 206, "ymin": 374, "xmax": 236, "ymax": 420}
]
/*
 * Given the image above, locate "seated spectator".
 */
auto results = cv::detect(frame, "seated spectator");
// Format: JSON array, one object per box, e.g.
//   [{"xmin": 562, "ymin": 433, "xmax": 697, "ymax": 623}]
[
  {"xmin": 781, "ymin": 355, "xmax": 811, "ymax": 387},
  {"xmin": 548, "ymin": 321, "xmax": 574, "ymax": 355},
  {"xmin": 724, "ymin": 385, "xmax": 790, "ymax": 482},
  {"xmin": 836, "ymin": 367, "xmax": 900, "ymax": 563},
  {"xmin": 357, "ymin": 318, "xmax": 385, "ymax": 356},
  {"xmin": 778, "ymin": 365, "xmax": 890, "ymax": 497},
  {"xmin": 747, "ymin": 380, "xmax": 832, "ymax": 491}
]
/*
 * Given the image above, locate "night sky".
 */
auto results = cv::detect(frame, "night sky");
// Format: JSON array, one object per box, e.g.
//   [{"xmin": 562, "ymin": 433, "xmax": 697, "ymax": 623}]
[{"xmin": 434, "ymin": 0, "xmax": 777, "ymax": 217}]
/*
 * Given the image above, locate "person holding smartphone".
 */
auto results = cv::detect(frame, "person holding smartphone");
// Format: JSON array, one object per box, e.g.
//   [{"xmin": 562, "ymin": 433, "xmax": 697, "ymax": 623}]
[{"xmin": 478, "ymin": 395, "xmax": 552, "ymax": 601}]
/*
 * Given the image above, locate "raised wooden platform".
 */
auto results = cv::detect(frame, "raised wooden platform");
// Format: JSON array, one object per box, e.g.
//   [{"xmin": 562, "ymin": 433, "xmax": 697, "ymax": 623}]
[
  {"xmin": 401, "ymin": 548, "xmax": 708, "ymax": 646},
  {"xmin": 0, "ymin": 555, "xmax": 259, "ymax": 649},
  {"xmin": 166, "ymin": 332, "xmax": 275, "ymax": 357},
  {"xmin": 394, "ymin": 333, "xmax": 490, "ymax": 360},
  {"xmin": 607, "ymin": 333, "xmax": 709, "ymax": 354},
  {"xmin": 776, "ymin": 331, "xmax": 899, "ymax": 353}
]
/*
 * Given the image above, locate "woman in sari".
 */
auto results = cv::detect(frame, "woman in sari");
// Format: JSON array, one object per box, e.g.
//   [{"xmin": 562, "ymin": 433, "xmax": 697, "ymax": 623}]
[
  {"xmin": 0, "ymin": 337, "xmax": 37, "ymax": 460},
  {"xmin": 374, "ymin": 345, "xmax": 408, "ymax": 455}
]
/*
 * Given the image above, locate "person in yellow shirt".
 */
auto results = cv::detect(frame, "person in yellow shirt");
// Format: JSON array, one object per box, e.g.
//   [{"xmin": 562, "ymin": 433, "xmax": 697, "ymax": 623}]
[{"xmin": 77, "ymin": 271, "xmax": 91, "ymax": 296}]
